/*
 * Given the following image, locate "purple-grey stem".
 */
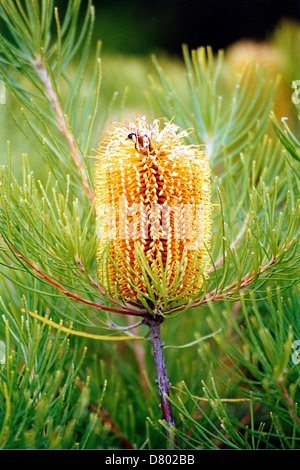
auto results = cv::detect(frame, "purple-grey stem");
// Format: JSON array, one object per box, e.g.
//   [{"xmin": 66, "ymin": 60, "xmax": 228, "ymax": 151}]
[{"xmin": 145, "ymin": 314, "xmax": 176, "ymax": 447}]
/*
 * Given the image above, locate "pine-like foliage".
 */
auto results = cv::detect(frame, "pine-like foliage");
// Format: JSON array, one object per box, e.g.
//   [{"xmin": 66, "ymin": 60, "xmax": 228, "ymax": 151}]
[{"xmin": 0, "ymin": 1, "xmax": 299, "ymax": 449}]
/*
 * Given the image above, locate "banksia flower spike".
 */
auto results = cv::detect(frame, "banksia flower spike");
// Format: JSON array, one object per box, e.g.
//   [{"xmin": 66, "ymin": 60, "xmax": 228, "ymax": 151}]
[
  {"xmin": 95, "ymin": 116, "xmax": 212, "ymax": 309},
  {"xmin": 95, "ymin": 116, "xmax": 212, "ymax": 444}
]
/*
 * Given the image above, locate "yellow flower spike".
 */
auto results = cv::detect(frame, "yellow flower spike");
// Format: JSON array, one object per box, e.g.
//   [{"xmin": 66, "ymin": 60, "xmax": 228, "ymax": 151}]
[{"xmin": 95, "ymin": 116, "xmax": 212, "ymax": 305}]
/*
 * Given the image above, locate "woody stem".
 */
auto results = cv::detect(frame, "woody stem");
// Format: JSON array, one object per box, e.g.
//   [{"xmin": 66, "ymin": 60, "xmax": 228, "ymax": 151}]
[{"xmin": 145, "ymin": 314, "xmax": 176, "ymax": 447}]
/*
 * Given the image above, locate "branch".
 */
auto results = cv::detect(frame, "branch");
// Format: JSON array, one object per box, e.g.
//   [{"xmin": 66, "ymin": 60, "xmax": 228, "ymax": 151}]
[
  {"xmin": 76, "ymin": 257, "xmax": 149, "ymax": 397},
  {"xmin": 215, "ymin": 403, "xmax": 262, "ymax": 448},
  {"xmin": 108, "ymin": 319, "xmax": 145, "ymax": 331},
  {"xmin": 26, "ymin": 310, "xmax": 147, "ymax": 342},
  {"xmin": 279, "ymin": 383, "xmax": 300, "ymax": 428},
  {"xmin": 33, "ymin": 55, "xmax": 94, "ymax": 204},
  {"xmin": 204, "ymin": 242, "xmax": 295, "ymax": 304},
  {"xmin": 76, "ymin": 378, "xmax": 135, "ymax": 449},
  {"xmin": 5, "ymin": 238, "xmax": 145, "ymax": 317},
  {"xmin": 208, "ymin": 222, "xmax": 247, "ymax": 273},
  {"xmin": 167, "ymin": 239, "xmax": 297, "ymax": 315},
  {"xmin": 145, "ymin": 314, "xmax": 177, "ymax": 447},
  {"xmin": 75, "ymin": 256, "xmax": 145, "ymax": 312}
]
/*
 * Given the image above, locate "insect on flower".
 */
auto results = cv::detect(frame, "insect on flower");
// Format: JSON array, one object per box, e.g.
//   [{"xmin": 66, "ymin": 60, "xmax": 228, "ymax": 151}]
[
  {"xmin": 95, "ymin": 116, "xmax": 212, "ymax": 304},
  {"xmin": 127, "ymin": 131, "xmax": 151, "ymax": 153}
]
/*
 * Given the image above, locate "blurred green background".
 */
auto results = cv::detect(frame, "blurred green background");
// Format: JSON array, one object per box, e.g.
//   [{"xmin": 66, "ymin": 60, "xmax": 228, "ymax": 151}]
[
  {"xmin": 69, "ymin": 0, "xmax": 300, "ymax": 56},
  {"xmin": 1, "ymin": 0, "xmax": 300, "ymax": 174}
]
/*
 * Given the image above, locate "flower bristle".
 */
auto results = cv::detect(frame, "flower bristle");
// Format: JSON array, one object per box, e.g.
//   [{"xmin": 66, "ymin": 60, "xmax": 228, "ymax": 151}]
[{"xmin": 95, "ymin": 116, "xmax": 212, "ymax": 303}]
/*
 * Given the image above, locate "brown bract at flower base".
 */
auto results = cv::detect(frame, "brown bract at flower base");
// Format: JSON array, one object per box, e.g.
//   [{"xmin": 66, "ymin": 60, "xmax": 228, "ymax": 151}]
[{"xmin": 94, "ymin": 116, "xmax": 212, "ymax": 304}]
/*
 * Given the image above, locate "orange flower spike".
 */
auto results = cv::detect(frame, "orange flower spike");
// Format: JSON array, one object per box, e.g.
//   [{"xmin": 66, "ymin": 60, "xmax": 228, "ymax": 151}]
[{"xmin": 95, "ymin": 116, "xmax": 212, "ymax": 303}]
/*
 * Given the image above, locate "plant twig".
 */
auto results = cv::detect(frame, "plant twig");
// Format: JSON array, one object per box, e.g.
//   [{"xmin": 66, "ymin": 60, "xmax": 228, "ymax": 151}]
[
  {"xmin": 127, "ymin": 315, "xmax": 149, "ymax": 399},
  {"xmin": 76, "ymin": 251, "xmax": 150, "ymax": 397},
  {"xmin": 280, "ymin": 383, "xmax": 300, "ymax": 428},
  {"xmin": 215, "ymin": 403, "xmax": 262, "ymax": 448},
  {"xmin": 75, "ymin": 256, "xmax": 147, "ymax": 314},
  {"xmin": 25, "ymin": 310, "xmax": 147, "ymax": 342},
  {"xmin": 33, "ymin": 55, "xmax": 94, "ymax": 204},
  {"xmin": 166, "ymin": 241, "xmax": 296, "ymax": 316},
  {"xmin": 5, "ymin": 238, "xmax": 144, "ymax": 316},
  {"xmin": 208, "ymin": 222, "xmax": 247, "ymax": 273},
  {"xmin": 76, "ymin": 379, "xmax": 134, "ymax": 449},
  {"xmin": 144, "ymin": 314, "xmax": 177, "ymax": 447}
]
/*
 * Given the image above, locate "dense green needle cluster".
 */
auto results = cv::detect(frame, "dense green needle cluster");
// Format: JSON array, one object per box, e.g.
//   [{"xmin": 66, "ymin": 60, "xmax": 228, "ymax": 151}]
[{"xmin": 0, "ymin": 0, "xmax": 299, "ymax": 450}]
